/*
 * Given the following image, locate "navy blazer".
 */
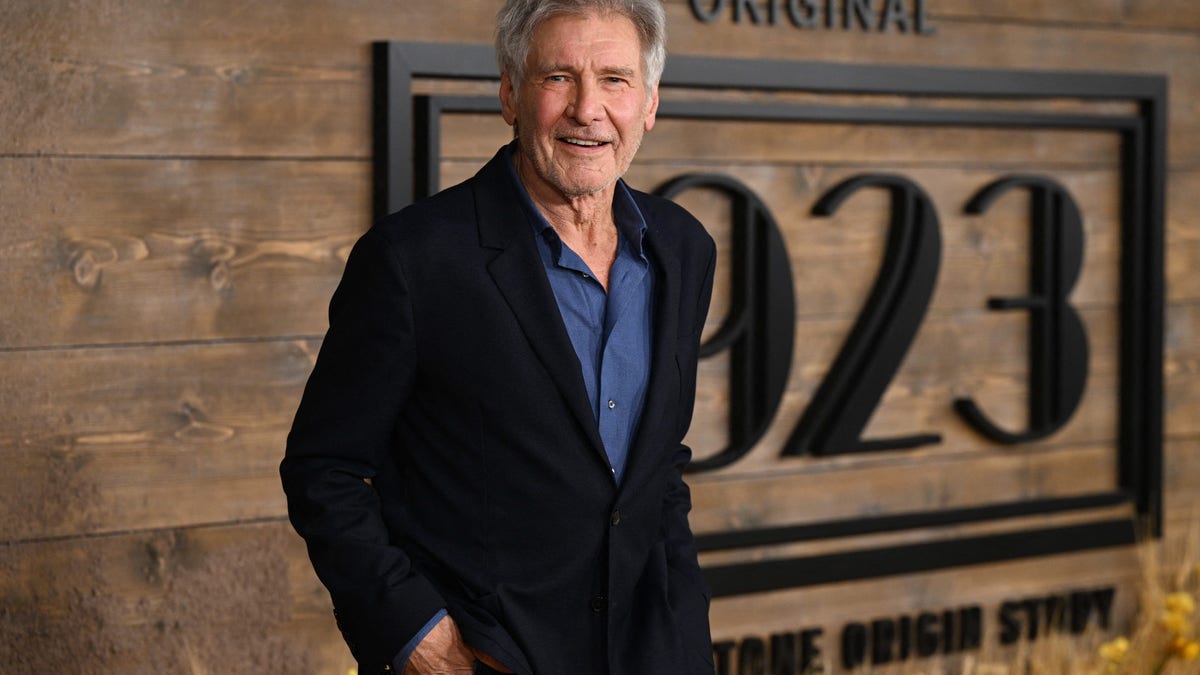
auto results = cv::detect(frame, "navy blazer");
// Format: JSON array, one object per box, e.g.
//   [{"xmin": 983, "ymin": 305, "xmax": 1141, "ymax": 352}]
[{"xmin": 281, "ymin": 147, "xmax": 716, "ymax": 675}]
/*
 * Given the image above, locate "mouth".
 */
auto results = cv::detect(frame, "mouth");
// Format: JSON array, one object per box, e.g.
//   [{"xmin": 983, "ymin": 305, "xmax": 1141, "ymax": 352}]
[{"xmin": 559, "ymin": 136, "xmax": 609, "ymax": 148}]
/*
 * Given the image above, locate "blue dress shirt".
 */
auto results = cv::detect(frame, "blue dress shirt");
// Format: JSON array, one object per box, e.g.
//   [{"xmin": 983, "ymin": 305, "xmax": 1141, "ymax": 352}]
[{"xmin": 506, "ymin": 152, "xmax": 654, "ymax": 484}]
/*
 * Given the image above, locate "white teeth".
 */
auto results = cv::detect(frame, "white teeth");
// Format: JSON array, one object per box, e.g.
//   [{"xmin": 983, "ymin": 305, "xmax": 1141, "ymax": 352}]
[{"xmin": 563, "ymin": 138, "xmax": 602, "ymax": 146}]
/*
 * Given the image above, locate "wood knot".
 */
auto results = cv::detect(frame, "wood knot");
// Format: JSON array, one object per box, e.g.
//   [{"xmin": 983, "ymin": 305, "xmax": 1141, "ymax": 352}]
[
  {"xmin": 174, "ymin": 401, "xmax": 236, "ymax": 443},
  {"xmin": 219, "ymin": 65, "xmax": 253, "ymax": 85},
  {"xmin": 67, "ymin": 240, "xmax": 118, "ymax": 289},
  {"xmin": 192, "ymin": 238, "xmax": 237, "ymax": 291},
  {"xmin": 209, "ymin": 262, "xmax": 230, "ymax": 290},
  {"xmin": 64, "ymin": 236, "xmax": 148, "ymax": 289}
]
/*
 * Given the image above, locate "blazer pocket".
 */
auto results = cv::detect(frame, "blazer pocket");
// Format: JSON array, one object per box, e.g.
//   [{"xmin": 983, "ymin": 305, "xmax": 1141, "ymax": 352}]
[{"xmin": 675, "ymin": 342, "xmax": 701, "ymax": 438}]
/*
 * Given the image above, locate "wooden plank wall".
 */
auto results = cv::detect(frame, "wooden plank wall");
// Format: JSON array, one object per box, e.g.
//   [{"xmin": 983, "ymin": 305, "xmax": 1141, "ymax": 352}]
[{"xmin": 1, "ymin": 1, "xmax": 1197, "ymax": 672}]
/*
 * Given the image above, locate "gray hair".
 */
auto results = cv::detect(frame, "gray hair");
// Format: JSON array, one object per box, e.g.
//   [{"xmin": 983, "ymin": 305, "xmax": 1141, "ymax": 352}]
[{"xmin": 495, "ymin": 0, "xmax": 667, "ymax": 92}]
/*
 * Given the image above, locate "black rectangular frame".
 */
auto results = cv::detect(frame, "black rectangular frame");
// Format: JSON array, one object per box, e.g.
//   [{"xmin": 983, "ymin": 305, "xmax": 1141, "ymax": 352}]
[{"xmin": 374, "ymin": 41, "xmax": 1166, "ymax": 597}]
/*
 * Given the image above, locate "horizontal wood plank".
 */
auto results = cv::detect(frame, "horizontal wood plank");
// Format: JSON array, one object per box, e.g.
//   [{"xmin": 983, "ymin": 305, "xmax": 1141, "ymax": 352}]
[
  {"xmin": 664, "ymin": 0, "xmax": 1200, "ymax": 32},
  {"xmin": 441, "ymin": 114, "xmax": 1125, "ymax": 167},
  {"xmin": 0, "ymin": 157, "xmax": 364, "ymax": 349},
  {"xmin": 696, "ymin": 502, "xmax": 1135, "ymax": 566},
  {"xmin": 929, "ymin": 0, "xmax": 1200, "ymax": 31},
  {"xmin": 4, "ymin": 296, "xmax": 1193, "ymax": 541},
  {"xmin": 8, "ymin": 304, "xmax": 1193, "ymax": 541},
  {"xmin": 660, "ymin": 11, "xmax": 1199, "ymax": 170},
  {"xmin": 1164, "ymin": 437, "xmax": 1200, "ymax": 508},
  {"xmin": 1165, "ymin": 302, "xmax": 1200, "ymax": 438},
  {"xmin": 13, "ymin": 158, "xmax": 1195, "ymax": 350},
  {"xmin": 0, "ymin": 340, "xmax": 314, "ymax": 541},
  {"xmin": 1, "ymin": 3, "xmax": 1196, "ymax": 165},
  {"xmin": 708, "ymin": 545, "xmax": 1141, "ymax": 673},
  {"xmin": 0, "ymin": 0, "xmax": 499, "ymax": 157},
  {"xmin": 0, "ymin": 518, "xmax": 350, "ymax": 673},
  {"xmin": 688, "ymin": 443, "xmax": 1121, "ymax": 534},
  {"xmin": 0, "ymin": 513, "xmax": 1150, "ymax": 675}
]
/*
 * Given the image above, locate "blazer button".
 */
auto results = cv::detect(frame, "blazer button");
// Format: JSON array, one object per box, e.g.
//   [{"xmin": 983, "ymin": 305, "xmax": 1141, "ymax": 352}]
[
  {"xmin": 591, "ymin": 595, "xmax": 608, "ymax": 613},
  {"xmin": 610, "ymin": 510, "xmax": 621, "ymax": 526}
]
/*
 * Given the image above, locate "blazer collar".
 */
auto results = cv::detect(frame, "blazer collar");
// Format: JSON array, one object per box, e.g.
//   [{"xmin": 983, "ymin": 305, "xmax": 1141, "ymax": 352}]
[
  {"xmin": 472, "ymin": 147, "xmax": 684, "ymax": 483},
  {"xmin": 473, "ymin": 148, "xmax": 609, "ymax": 470},
  {"xmin": 621, "ymin": 198, "xmax": 683, "ymax": 489}
]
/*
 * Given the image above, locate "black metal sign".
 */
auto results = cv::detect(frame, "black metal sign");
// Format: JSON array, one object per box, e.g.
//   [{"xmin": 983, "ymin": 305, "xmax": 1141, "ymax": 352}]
[
  {"xmin": 688, "ymin": 0, "xmax": 937, "ymax": 34},
  {"xmin": 374, "ymin": 42, "xmax": 1166, "ymax": 598}
]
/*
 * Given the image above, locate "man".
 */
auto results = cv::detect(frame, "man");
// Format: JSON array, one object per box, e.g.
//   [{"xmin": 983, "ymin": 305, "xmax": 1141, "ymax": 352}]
[{"xmin": 280, "ymin": 0, "xmax": 716, "ymax": 673}]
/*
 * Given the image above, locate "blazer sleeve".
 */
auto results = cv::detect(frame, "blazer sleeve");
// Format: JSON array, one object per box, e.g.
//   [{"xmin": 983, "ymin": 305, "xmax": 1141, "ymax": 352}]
[
  {"xmin": 280, "ymin": 225, "xmax": 445, "ymax": 672},
  {"xmin": 662, "ymin": 237, "xmax": 717, "ymax": 673}
]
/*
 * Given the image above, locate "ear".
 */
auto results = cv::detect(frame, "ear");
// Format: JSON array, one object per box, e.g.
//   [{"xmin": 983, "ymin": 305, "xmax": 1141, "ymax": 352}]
[
  {"xmin": 500, "ymin": 73, "xmax": 518, "ymax": 126},
  {"xmin": 643, "ymin": 85, "xmax": 659, "ymax": 132}
]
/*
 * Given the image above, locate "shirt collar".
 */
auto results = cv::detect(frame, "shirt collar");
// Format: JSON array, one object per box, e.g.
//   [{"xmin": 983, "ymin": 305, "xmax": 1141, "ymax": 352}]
[{"xmin": 502, "ymin": 141, "xmax": 649, "ymax": 263}]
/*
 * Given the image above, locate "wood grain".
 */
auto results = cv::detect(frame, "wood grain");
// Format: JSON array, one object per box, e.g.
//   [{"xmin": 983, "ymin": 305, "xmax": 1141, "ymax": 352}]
[
  {"xmin": 0, "ymin": 339, "xmax": 314, "ymax": 541},
  {"xmin": 7, "ymin": 152, "xmax": 1179, "ymax": 350},
  {"xmin": 0, "ymin": 517, "xmax": 1145, "ymax": 675},
  {"xmin": 682, "ymin": 298, "xmax": 1120, "ymax": 456},
  {"xmin": 0, "ymin": 304, "xmax": 1189, "ymax": 544},
  {"xmin": 662, "ymin": 0, "xmax": 1200, "ymax": 30},
  {"xmin": 0, "ymin": 519, "xmax": 350, "ymax": 674},
  {"xmin": 0, "ymin": 157, "xmax": 364, "ymax": 349},
  {"xmin": 440, "ymin": 113, "xmax": 1125, "ymax": 167},
  {"xmin": 669, "ymin": 3, "xmax": 1200, "ymax": 170},
  {"xmin": 696, "ymin": 501, "xmax": 1135, "ymax": 566},
  {"xmin": 688, "ymin": 443, "xmax": 1122, "ymax": 534},
  {"xmin": 1, "ymin": 2, "xmax": 1196, "ymax": 165},
  {"xmin": 708, "ymin": 545, "xmax": 1141, "ymax": 673},
  {"xmin": 0, "ymin": 0, "xmax": 1195, "ymax": 670}
]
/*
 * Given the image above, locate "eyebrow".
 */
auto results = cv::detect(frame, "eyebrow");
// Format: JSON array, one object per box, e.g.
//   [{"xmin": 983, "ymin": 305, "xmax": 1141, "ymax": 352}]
[
  {"xmin": 536, "ymin": 63, "xmax": 638, "ymax": 79},
  {"xmin": 601, "ymin": 66, "xmax": 637, "ymax": 78}
]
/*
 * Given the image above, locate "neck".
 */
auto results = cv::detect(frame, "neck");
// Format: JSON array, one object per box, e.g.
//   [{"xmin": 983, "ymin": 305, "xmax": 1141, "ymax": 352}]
[
  {"xmin": 513, "ymin": 151, "xmax": 622, "ymax": 289},
  {"xmin": 515, "ymin": 152, "xmax": 618, "ymax": 248},
  {"xmin": 540, "ymin": 197, "xmax": 616, "ymax": 245}
]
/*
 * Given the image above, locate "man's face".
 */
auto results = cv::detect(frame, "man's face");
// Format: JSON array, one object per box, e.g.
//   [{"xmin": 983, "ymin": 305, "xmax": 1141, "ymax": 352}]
[{"xmin": 500, "ymin": 11, "xmax": 659, "ymax": 202}]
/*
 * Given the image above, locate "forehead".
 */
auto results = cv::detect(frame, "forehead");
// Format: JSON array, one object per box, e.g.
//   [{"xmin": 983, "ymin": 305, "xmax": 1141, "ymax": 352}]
[{"xmin": 525, "ymin": 11, "xmax": 644, "ymax": 72}]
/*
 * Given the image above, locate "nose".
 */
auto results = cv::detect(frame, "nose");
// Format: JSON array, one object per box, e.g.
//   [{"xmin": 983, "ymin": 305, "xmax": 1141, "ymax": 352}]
[{"xmin": 567, "ymin": 79, "xmax": 604, "ymax": 124}]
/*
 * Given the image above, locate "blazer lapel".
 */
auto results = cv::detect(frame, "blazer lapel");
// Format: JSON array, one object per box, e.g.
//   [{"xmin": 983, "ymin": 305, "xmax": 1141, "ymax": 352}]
[
  {"xmin": 620, "ymin": 220, "xmax": 683, "ymax": 485},
  {"xmin": 472, "ymin": 152, "xmax": 609, "ymax": 470}
]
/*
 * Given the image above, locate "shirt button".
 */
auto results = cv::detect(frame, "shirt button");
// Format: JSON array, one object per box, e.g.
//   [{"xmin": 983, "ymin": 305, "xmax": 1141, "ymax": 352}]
[
  {"xmin": 610, "ymin": 510, "xmax": 621, "ymax": 526},
  {"xmin": 607, "ymin": 399, "xmax": 616, "ymax": 409},
  {"xmin": 591, "ymin": 595, "xmax": 608, "ymax": 613}
]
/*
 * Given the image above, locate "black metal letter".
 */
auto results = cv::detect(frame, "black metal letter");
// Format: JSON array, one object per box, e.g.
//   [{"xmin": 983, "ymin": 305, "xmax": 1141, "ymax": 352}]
[
  {"xmin": 656, "ymin": 174, "xmax": 795, "ymax": 472},
  {"xmin": 915, "ymin": 0, "xmax": 936, "ymax": 34},
  {"xmin": 739, "ymin": 636, "xmax": 767, "ymax": 675},
  {"xmin": 691, "ymin": 0, "xmax": 726, "ymax": 22},
  {"xmin": 735, "ymin": 0, "xmax": 765, "ymax": 24},
  {"xmin": 784, "ymin": 174, "xmax": 943, "ymax": 456},
  {"xmin": 841, "ymin": 623, "xmax": 868, "ymax": 669},
  {"xmin": 787, "ymin": 0, "xmax": 819, "ymax": 27},
  {"xmin": 879, "ymin": 0, "xmax": 911, "ymax": 32},
  {"xmin": 847, "ymin": 0, "xmax": 873, "ymax": 30},
  {"xmin": 955, "ymin": 176, "xmax": 1089, "ymax": 443}
]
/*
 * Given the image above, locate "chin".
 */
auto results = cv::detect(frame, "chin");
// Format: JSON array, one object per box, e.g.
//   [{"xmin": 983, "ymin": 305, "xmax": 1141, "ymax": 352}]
[
  {"xmin": 559, "ymin": 179, "xmax": 616, "ymax": 197},
  {"xmin": 549, "ymin": 170, "xmax": 616, "ymax": 198}
]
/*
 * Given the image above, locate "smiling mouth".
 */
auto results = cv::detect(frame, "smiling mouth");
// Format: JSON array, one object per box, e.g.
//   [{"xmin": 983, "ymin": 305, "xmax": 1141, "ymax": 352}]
[{"xmin": 560, "ymin": 137, "xmax": 608, "ymax": 147}]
